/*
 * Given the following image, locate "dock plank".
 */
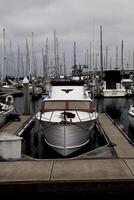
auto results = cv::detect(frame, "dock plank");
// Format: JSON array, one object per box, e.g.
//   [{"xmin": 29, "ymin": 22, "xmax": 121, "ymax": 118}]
[
  {"xmin": 0, "ymin": 161, "xmax": 53, "ymax": 182},
  {"xmin": 0, "ymin": 115, "xmax": 34, "ymax": 136},
  {"xmin": 51, "ymin": 159, "xmax": 133, "ymax": 181},
  {"xmin": 0, "ymin": 159, "xmax": 133, "ymax": 183},
  {"xmin": 99, "ymin": 113, "xmax": 134, "ymax": 158}
]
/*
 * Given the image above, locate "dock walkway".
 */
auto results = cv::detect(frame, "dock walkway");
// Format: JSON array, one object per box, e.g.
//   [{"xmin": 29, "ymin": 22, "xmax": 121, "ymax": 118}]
[
  {"xmin": 0, "ymin": 114, "xmax": 35, "ymax": 136},
  {"xmin": 98, "ymin": 113, "xmax": 134, "ymax": 158},
  {"xmin": 0, "ymin": 113, "xmax": 134, "ymax": 194}
]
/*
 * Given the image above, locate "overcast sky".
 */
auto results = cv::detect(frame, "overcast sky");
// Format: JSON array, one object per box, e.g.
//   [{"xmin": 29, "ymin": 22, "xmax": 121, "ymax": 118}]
[{"xmin": 0, "ymin": 0, "xmax": 134, "ymax": 76}]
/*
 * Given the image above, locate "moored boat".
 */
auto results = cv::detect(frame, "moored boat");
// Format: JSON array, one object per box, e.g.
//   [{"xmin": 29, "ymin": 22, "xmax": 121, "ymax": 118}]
[
  {"xmin": 128, "ymin": 105, "xmax": 134, "ymax": 129},
  {"xmin": 36, "ymin": 80, "xmax": 98, "ymax": 156},
  {"xmin": 102, "ymin": 70, "xmax": 126, "ymax": 97}
]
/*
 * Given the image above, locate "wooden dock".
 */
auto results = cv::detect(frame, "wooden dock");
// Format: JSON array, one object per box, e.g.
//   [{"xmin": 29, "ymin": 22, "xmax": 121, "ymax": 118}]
[
  {"xmin": 0, "ymin": 114, "xmax": 35, "ymax": 136},
  {"xmin": 98, "ymin": 113, "xmax": 134, "ymax": 158},
  {"xmin": 0, "ymin": 113, "xmax": 134, "ymax": 195}
]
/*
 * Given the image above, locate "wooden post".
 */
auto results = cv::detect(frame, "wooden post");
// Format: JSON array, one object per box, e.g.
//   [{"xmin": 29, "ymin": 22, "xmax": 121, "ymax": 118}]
[
  {"xmin": 31, "ymin": 76, "xmax": 35, "ymax": 96},
  {"xmin": 23, "ymin": 77, "xmax": 30, "ymax": 115}
]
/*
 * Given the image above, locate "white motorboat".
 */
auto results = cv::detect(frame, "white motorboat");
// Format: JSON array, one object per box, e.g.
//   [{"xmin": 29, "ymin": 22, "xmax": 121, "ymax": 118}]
[
  {"xmin": 102, "ymin": 70, "xmax": 126, "ymax": 97},
  {"xmin": 128, "ymin": 105, "xmax": 134, "ymax": 129},
  {"xmin": 0, "ymin": 95, "xmax": 14, "ymax": 128},
  {"xmin": 36, "ymin": 80, "xmax": 98, "ymax": 156}
]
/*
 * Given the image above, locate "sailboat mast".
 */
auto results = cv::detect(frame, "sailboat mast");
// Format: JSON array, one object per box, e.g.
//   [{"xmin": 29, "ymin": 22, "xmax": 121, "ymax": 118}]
[
  {"xmin": 45, "ymin": 38, "xmax": 49, "ymax": 78},
  {"xmin": 105, "ymin": 45, "xmax": 108, "ymax": 70},
  {"xmin": 54, "ymin": 30, "xmax": 57, "ymax": 77},
  {"xmin": 2, "ymin": 28, "xmax": 6, "ymax": 80},
  {"xmin": 133, "ymin": 51, "xmax": 134, "ymax": 70},
  {"xmin": 26, "ymin": 39, "xmax": 30, "ymax": 79},
  {"xmin": 9, "ymin": 40, "xmax": 13, "ymax": 77},
  {"xmin": 17, "ymin": 45, "xmax": 20, "ymax": 80},
  {"xmin": 121, "ymin": 40, "xmax": 123, "ymax": 71},
  {"xmin": 133, "ymin": 51, "xmax": 134, "ymax": 83},
  {"xmin": 110, "ymin": 57, "xmax": 112, "ymax": 70},
  {"xmin": 89, "ymin": 41, "xmax": 92, "ymax": 72},
  {"xmin": 21, "ymin": 54, "xmax": 24, "ymax": 78},
  {"xmin": 100, "ymin": 26, "xmax": 103, "ymax": 81},
  {"xmin": 86, "ymin": 49, "xmax": 89, "ymax": 67},
  {"xmin": 42, "ymin": 48, "xmax": 46, "ymax": 83},
  {"xmin": 56, "ymin": 37, "xmax": 59, "ymax": 76},
  {"xmin": 116, "ymin": 45, "xmax": 118, "ymax": 69},
  {"xmin": 63, "ymin": 51, "xmax": 66, "ymax": 77},
  {"xmin": 30, "ymin": 32, "xmax": 35, "ymax": 79},
  {"xmin": 74, "ymin": 41, "xmax": 76, "ymax": 67}
]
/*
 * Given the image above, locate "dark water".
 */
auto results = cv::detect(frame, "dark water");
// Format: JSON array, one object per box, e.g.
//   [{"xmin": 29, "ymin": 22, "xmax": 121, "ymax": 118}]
[
  {"xmin": 95, "ymin": 97, "xmax": 134, "ymax": 142},
  {"xmin": 13, "ymin": 96, "xmax": 134, "ymax": 159}
]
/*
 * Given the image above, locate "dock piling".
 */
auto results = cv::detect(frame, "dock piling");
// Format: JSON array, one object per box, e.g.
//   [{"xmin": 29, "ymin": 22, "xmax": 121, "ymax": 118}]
[{"xmin": 23, "ymin": 77, "xmax": 30, "ymax": 115}]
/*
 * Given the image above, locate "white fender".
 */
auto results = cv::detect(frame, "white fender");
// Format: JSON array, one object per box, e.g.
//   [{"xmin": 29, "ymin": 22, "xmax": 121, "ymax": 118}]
[{"xmin": 5, "ymin": 95, "xmax": 14, "ymax": 104}]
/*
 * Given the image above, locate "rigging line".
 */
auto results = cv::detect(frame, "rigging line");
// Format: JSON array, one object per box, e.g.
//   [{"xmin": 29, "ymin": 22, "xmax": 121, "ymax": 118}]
[
  {"xmin": 41, "ymin": 122, "xmax": 58, "ymax": 130},
  {"xmin": 88, "ymin": 112, "xmax": 93, "ymax": 120},
  {"xmin": 49, "ymin": 110, "xmax": 54, "ymax": 121},
  {"xmin": 74, "ymin": 104, "xmax": 81, "ymax": 122}
]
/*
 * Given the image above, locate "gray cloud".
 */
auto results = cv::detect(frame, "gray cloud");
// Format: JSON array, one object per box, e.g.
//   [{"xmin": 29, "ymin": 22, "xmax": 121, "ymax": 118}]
[{"xmin": 0, "ymin": 0, "xmax": 134, "ymax": 75}]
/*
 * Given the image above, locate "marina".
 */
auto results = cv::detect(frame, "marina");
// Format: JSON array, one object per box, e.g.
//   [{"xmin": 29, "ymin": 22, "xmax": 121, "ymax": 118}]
[
  {"xmin": 2, "ymin": 87, "xmax": 134, "ymax": 196},
  {"xmin": 1, "ymin": 1, "xmax": 134, "ymax": 196},
  {"xmin": 0, "ymin": 90, "xmax": 134, "ymax": 195}
]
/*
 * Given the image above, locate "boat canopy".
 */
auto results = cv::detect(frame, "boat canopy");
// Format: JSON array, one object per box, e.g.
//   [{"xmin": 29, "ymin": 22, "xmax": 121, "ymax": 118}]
[{"xmin": 41, "ymin": 99, "xmax": 93, "ymax": 112}]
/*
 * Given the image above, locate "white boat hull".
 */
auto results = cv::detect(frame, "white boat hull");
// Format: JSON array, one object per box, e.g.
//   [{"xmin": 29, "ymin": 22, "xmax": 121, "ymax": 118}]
[
  {"xmin": 0, "ymin": 106, "xmax": 14, "ymax": 128},
  {"xmin": 128, "ymin": 111, "xmax": 134, "ymax": 129},
  {"xmin": 38, "ymin": 115, "xmax": 96, "ymax": 156},
  {"xmin": 103, "ymin": 89, "xmax": 126, "ymax": 97},
  {"xmin": 36, "ymin": 80, "xmax": 98, "ymax": 156}
]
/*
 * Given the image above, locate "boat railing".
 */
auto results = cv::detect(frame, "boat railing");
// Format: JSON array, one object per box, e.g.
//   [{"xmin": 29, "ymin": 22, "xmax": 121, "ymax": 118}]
[
  {"xmin": 49, "ymin": 111, "xmax": 54, "ymax": 121},
  {"xmin": 75, "ymin": 109, "xmax": 81, "ymax": 122}
]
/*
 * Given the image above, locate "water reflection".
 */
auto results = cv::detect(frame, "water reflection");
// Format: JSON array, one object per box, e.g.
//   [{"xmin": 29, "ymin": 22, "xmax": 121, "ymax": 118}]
[{"xmin": 95, "ymin": 97, "xmax": 134, "ymax": 142}]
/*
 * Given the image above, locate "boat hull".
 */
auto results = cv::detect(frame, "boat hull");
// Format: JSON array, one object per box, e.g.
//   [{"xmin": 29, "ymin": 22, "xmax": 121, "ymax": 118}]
[
  {"xmin": 39, "ymin": 118, "xmax": 96, "ymax": 156},
  {"xmin": 103, "ymin": 89, "xmax": 126, "ymax": 97},
  {"xmin": 128, "ymin": 111, "xmax": 134, "ymax": 129},
  {"xmin": 0, "ymin": 106, "xmax": 14, "ymax": 128}
]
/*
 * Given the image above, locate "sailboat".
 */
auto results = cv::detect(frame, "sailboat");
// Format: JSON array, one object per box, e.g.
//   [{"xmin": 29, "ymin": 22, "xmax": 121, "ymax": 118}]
[{"xmin": 36, "ymin": 79, "xmax": 98, "ymax": 156}]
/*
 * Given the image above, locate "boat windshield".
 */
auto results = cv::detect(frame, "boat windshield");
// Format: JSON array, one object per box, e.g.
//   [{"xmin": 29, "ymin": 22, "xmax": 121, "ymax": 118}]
[{"xmin": 41, "ymin": 99, "xmax": 93, "ymax": 112}]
